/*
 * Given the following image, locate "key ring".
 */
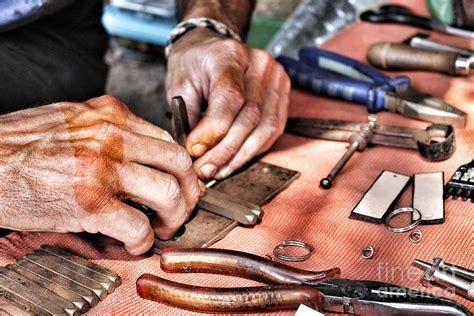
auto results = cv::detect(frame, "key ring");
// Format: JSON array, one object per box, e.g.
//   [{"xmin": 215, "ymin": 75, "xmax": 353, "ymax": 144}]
[
  {"xmin": 384, "ymin": 207, "xmax": 422, "ymax": 233},
  {"xmin": 361, "ymin": 245, "xmax": 375, "ymax": 259},
  {"xmin": 409, "ymin": 229, "xmax": 423, "ymax": 243},
  {"xmin": 273, "ymin": 240, "xmax": 313, "ymax": 262}
]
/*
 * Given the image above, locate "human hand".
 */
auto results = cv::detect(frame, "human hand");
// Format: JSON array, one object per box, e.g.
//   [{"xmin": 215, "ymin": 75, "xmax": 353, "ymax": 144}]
[
  {"xmin": 166, "ymin": 28, "xmax": 290, "ymax": 180},
  {"xmin": 0, "ymin": 95, "xmax": 201, "ymax": 255}
]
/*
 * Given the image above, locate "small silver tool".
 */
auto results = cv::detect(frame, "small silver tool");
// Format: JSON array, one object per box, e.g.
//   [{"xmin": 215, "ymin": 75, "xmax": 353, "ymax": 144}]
[
  {"xmin": 406, "ymin": 34, "xmax": 474, "ymax": 56},
  {"xmin": 320, "ymin": 115, "xmax": 376, "ymax": 189},
  {"xmin": 414, "ymin": 257, "xmax": 474, "ymax": 301}
]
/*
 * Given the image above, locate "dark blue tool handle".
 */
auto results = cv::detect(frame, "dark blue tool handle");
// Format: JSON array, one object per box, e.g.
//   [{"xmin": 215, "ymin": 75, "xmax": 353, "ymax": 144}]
[
  {"xmin": 277, "ymin": 56, "xmax": 379, "ymax": 109},
  {"xmin": 295, "ymin": 47, "xmax": 409, "ymax": 112}
]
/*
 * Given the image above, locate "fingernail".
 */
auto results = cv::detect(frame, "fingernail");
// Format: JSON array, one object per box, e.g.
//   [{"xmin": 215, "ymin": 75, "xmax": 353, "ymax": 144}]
[
  {"xmin": 198, "ymin": 180, "xmax": 207, "ymax": 197},
  {"xmin": 191, "ymin": 144, "xmax": 207, "ymax": 157},
  {"xmin": 215, "ymin": 166, "xmax": 232, "ymax": 179},
  {"xmin": 200, "ymin": 164, "xmax": 217, "ymax": 179}
]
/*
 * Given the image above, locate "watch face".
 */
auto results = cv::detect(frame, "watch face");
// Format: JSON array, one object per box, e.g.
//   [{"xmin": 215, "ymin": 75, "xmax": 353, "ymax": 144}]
[{"xmin": 110, "ymin": 0, "xmax": 176, "ymax": 18}]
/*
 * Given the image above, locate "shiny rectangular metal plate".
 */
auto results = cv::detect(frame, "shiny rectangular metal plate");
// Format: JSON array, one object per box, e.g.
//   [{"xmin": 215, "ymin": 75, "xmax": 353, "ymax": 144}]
[
  {"xmin": 153, "ymin": 161, "xmax": 300, "ymax": 253},
  {"xmin": 350, "ymin": 171, "xmax": 411, "ymax": 223},
  {"xmin": 413, "ymin": 172, "xmax": 445, "ymax": 224}
]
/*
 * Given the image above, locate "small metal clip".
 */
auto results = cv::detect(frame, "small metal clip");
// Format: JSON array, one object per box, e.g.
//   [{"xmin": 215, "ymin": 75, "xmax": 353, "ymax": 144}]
[
  {"xmin": 361, "ymin": 245, "xmax": 375, "ymax": 259},
  {"xmin": 409, "ymin": 229, "xmax": 423, "ymax": 243}
]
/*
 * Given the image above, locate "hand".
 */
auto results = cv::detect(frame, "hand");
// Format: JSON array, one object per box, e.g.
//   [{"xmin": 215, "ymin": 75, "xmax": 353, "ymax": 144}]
[
  {"xmin": 0, "ymin": 95, "xmax": 201, "ymax": 255},
  {"xmin": 166, "ymin": 28, "xmax": 290, "ymax": 180}
]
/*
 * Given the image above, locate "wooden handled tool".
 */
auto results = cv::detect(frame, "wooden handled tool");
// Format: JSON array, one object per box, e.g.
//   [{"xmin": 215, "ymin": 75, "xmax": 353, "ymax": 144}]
[
  {"xmin": 137, "ymin": 248, "xmax": 339, "ymax": 313},
  {"xmin": 367, "ymin": 42, "xmax": 473, "ymax": 76},
  {"xmin": 137, "ymin": 274, "xmax": 322, "ymax": 313}
]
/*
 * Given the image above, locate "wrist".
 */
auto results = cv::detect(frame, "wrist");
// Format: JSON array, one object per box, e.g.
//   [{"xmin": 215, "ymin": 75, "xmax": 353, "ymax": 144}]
[{"xmin": 166, "ymin": 18, "xmax": 240, "ymax": 58}]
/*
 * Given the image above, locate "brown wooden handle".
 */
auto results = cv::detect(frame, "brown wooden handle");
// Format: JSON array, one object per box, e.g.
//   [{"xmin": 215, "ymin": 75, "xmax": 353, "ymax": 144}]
[
  {"xmin": 136, "ymin": 273, "xmax": 322, "ymax": 313},
  {"xmin": 367, "ymin": 42, "xmax": 459, "ymax": 75},
  {"xmin": 161, "ymin": 248, "xmax": 340, "ymax": 285}
]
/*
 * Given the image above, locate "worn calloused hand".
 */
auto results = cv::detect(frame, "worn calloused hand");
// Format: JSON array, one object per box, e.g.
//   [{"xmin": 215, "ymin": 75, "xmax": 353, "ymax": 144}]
[
  {"xmin": 0, "ymin": 95, "xmax": 201, "ymax": 255},
  {"xmin": 166, "ymin": 28, "xmax": 290, "ymax": 180}
]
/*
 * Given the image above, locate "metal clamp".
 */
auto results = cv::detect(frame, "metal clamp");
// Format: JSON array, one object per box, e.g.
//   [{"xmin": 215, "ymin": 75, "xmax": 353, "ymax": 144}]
[
  {"xmin": 361, "ymin": 245, "xmax": 375, "ymax": 259},
  {"xmin": 384, "ymin": 207, "xmax": 421, "ymax": 233},
  {"xmin": 409, "ymin": 229, "xmax": 423, "ymax": 243},
  {"xmin": 273, "ymin": 240, "xmax": 313, "ymax": 262}
]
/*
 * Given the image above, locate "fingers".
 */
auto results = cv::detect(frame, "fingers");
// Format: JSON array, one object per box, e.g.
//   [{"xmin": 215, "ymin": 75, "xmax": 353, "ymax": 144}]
[
  {"xmin": 186, "ymin": 44, "xmax": 249, "ymax": 158},
  {"xmin": 118, "ymin": 162, "xmax": 189, "ymax": 240},
  {"xmin": 192, "ymin": 50, "xmax": 270, "ymax": 179},
  {"xmin": 62, "ymin": 122, "xmax": 200, "ymax": 212},
  {"xmin": 67, "ymin": 95, "xmax": 176, "ymax": 143},
  {"xmin": 213, "ymin": 64, "xmax": 290, "ymax": 179},
  {"xmin": 166, "ymin": 77, "xmax": 203, "ymax": 129},
  {"xmin": 92, "ymin": 200, "xmax": 155, "ymax": 255}
]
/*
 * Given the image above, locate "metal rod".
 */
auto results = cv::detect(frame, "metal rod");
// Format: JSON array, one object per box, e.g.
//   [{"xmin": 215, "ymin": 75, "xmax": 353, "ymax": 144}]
[
  {"xmin": 0, "ymin": 273, "xmax": 69, "ymax": 315},
  {"xmin": 0, "ymin": 268, "xmax": 79, "ymax": 316},
  {"xmin": 16, "ymin": 259, "xmax": 98, "ymax": 307},
  {"xmin": 320, "ymin": 141, "xmax": 359, "ymax": 189},
  {"xmin": 32, "ymin": 250, "xmax": 115, "ymax": 294},
  {"xmin": 40, "ymin": 245, "xmax": 121, "ymax": 286},
  {"xmin": 414, "ymin": 258, "xmax": 474, "ymax": 300},
  {"xmin": 7, "ymin": 264, "xmax": 89, "ymax": 313}
]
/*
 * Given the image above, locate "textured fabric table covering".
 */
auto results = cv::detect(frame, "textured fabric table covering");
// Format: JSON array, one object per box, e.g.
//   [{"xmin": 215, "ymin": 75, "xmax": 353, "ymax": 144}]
[{"xmin": 0, "ymin": 0, "xmax": 472, "ymax": 314}]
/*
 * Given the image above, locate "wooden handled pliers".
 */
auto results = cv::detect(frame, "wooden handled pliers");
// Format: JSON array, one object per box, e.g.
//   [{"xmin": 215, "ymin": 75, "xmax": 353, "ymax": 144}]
[{"xmin": 136, "ymin": 248, "xmax": 471, "ymax": 315}]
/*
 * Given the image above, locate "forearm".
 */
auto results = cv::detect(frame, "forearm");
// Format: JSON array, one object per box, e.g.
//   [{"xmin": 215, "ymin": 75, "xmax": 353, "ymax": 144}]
[{"xmin": 177, "ymin": 0, "xmax": 256, "ymax": 38}]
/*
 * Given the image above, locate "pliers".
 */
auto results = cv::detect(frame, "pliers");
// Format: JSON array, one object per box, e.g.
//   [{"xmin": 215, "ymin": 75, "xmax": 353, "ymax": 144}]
[
  {"xmin": 136, "ymin": 248, "xmax": 471, "ymax": 315},
  {"xmin": 277, "ymin": 47, "xmax": 467, "ymax": 127}
]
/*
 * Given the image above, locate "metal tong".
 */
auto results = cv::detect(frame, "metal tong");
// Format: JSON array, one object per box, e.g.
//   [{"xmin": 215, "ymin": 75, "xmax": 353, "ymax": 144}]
[
  {"xmin": 286, "ymin": 115, "xmax": 455, "ymax": 188},
  {"xmin": 277, "ymin": 47, "xmax": 467, "ymax": 127},
  {"xmin": 136, "ymin": 248, "xmax": 471, "ymax": 315}
]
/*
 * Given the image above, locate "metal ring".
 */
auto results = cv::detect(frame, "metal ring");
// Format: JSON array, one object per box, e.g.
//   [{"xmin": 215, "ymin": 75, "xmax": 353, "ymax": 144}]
[
  {"xmin": 273, "ymin": 240, "xmax": 313, "ymax": 262},
  {"xmin": 409, "ymin": 229, "xmax": 423, "ymax": 243},
  {"xmin": 361, "ymin": 245, "xmax": 375, "ymax": 259},
  {"xmin": 384, "ymin": 207, "xmax": 422, "ymax": 233}
]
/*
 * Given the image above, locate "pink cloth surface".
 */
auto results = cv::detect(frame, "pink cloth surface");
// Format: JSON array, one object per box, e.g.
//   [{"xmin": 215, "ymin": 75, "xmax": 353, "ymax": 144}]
[{"xmin": 0, "ymin": 0, "xmax": 472, "ymax": 314}]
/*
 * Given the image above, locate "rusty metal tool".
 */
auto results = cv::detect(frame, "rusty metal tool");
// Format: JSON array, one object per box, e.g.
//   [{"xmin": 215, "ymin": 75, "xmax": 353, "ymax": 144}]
[
  {"xmin": 367, "ymin": 42, "xmax": 474, "ymax": 76},
  {"xmin": 31, "ymin": 250, "xmax": 115, "ymax": 294},
  {"xmin": 320, "ymin": 115, "xmax": 376, "ymax": 189},
  {"xmin": 170, "ymin": 96, "xmax": 263, "ymax": 225},
  {"xmin": 286, "ymin": 115, "xmax": 455, "ymax": 189},
  {"xmin": 415, "ymin": 258, "xmax": 474, "ymax": 301},
  {"xmin": 7, "ymin": 263, "xmax": 89, "ymax": 313},
  {"xmin": 15, "ymin": 259, "xmax": 99, "ymax": 307},
  {"xmin": 24, "ymin": 254, "xmax": 107, "ymax": 301},
  {"xmin": 40, "ymin": 245, "xmax": 121, "ymax": 287},
  {"xmin": 136, "ymin": 248, "xmax": 471, "ymax": 315},
  {"xmin": 0, "ymin": 267, "xmax": 80, "ymax": 316},
  {"xmin": 0, "ymin": 273, "xmax": 69, "ymax": 315},
  {"xmin": 0, "ymin": 246, "xmax": 121, "ymax": 315}
]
